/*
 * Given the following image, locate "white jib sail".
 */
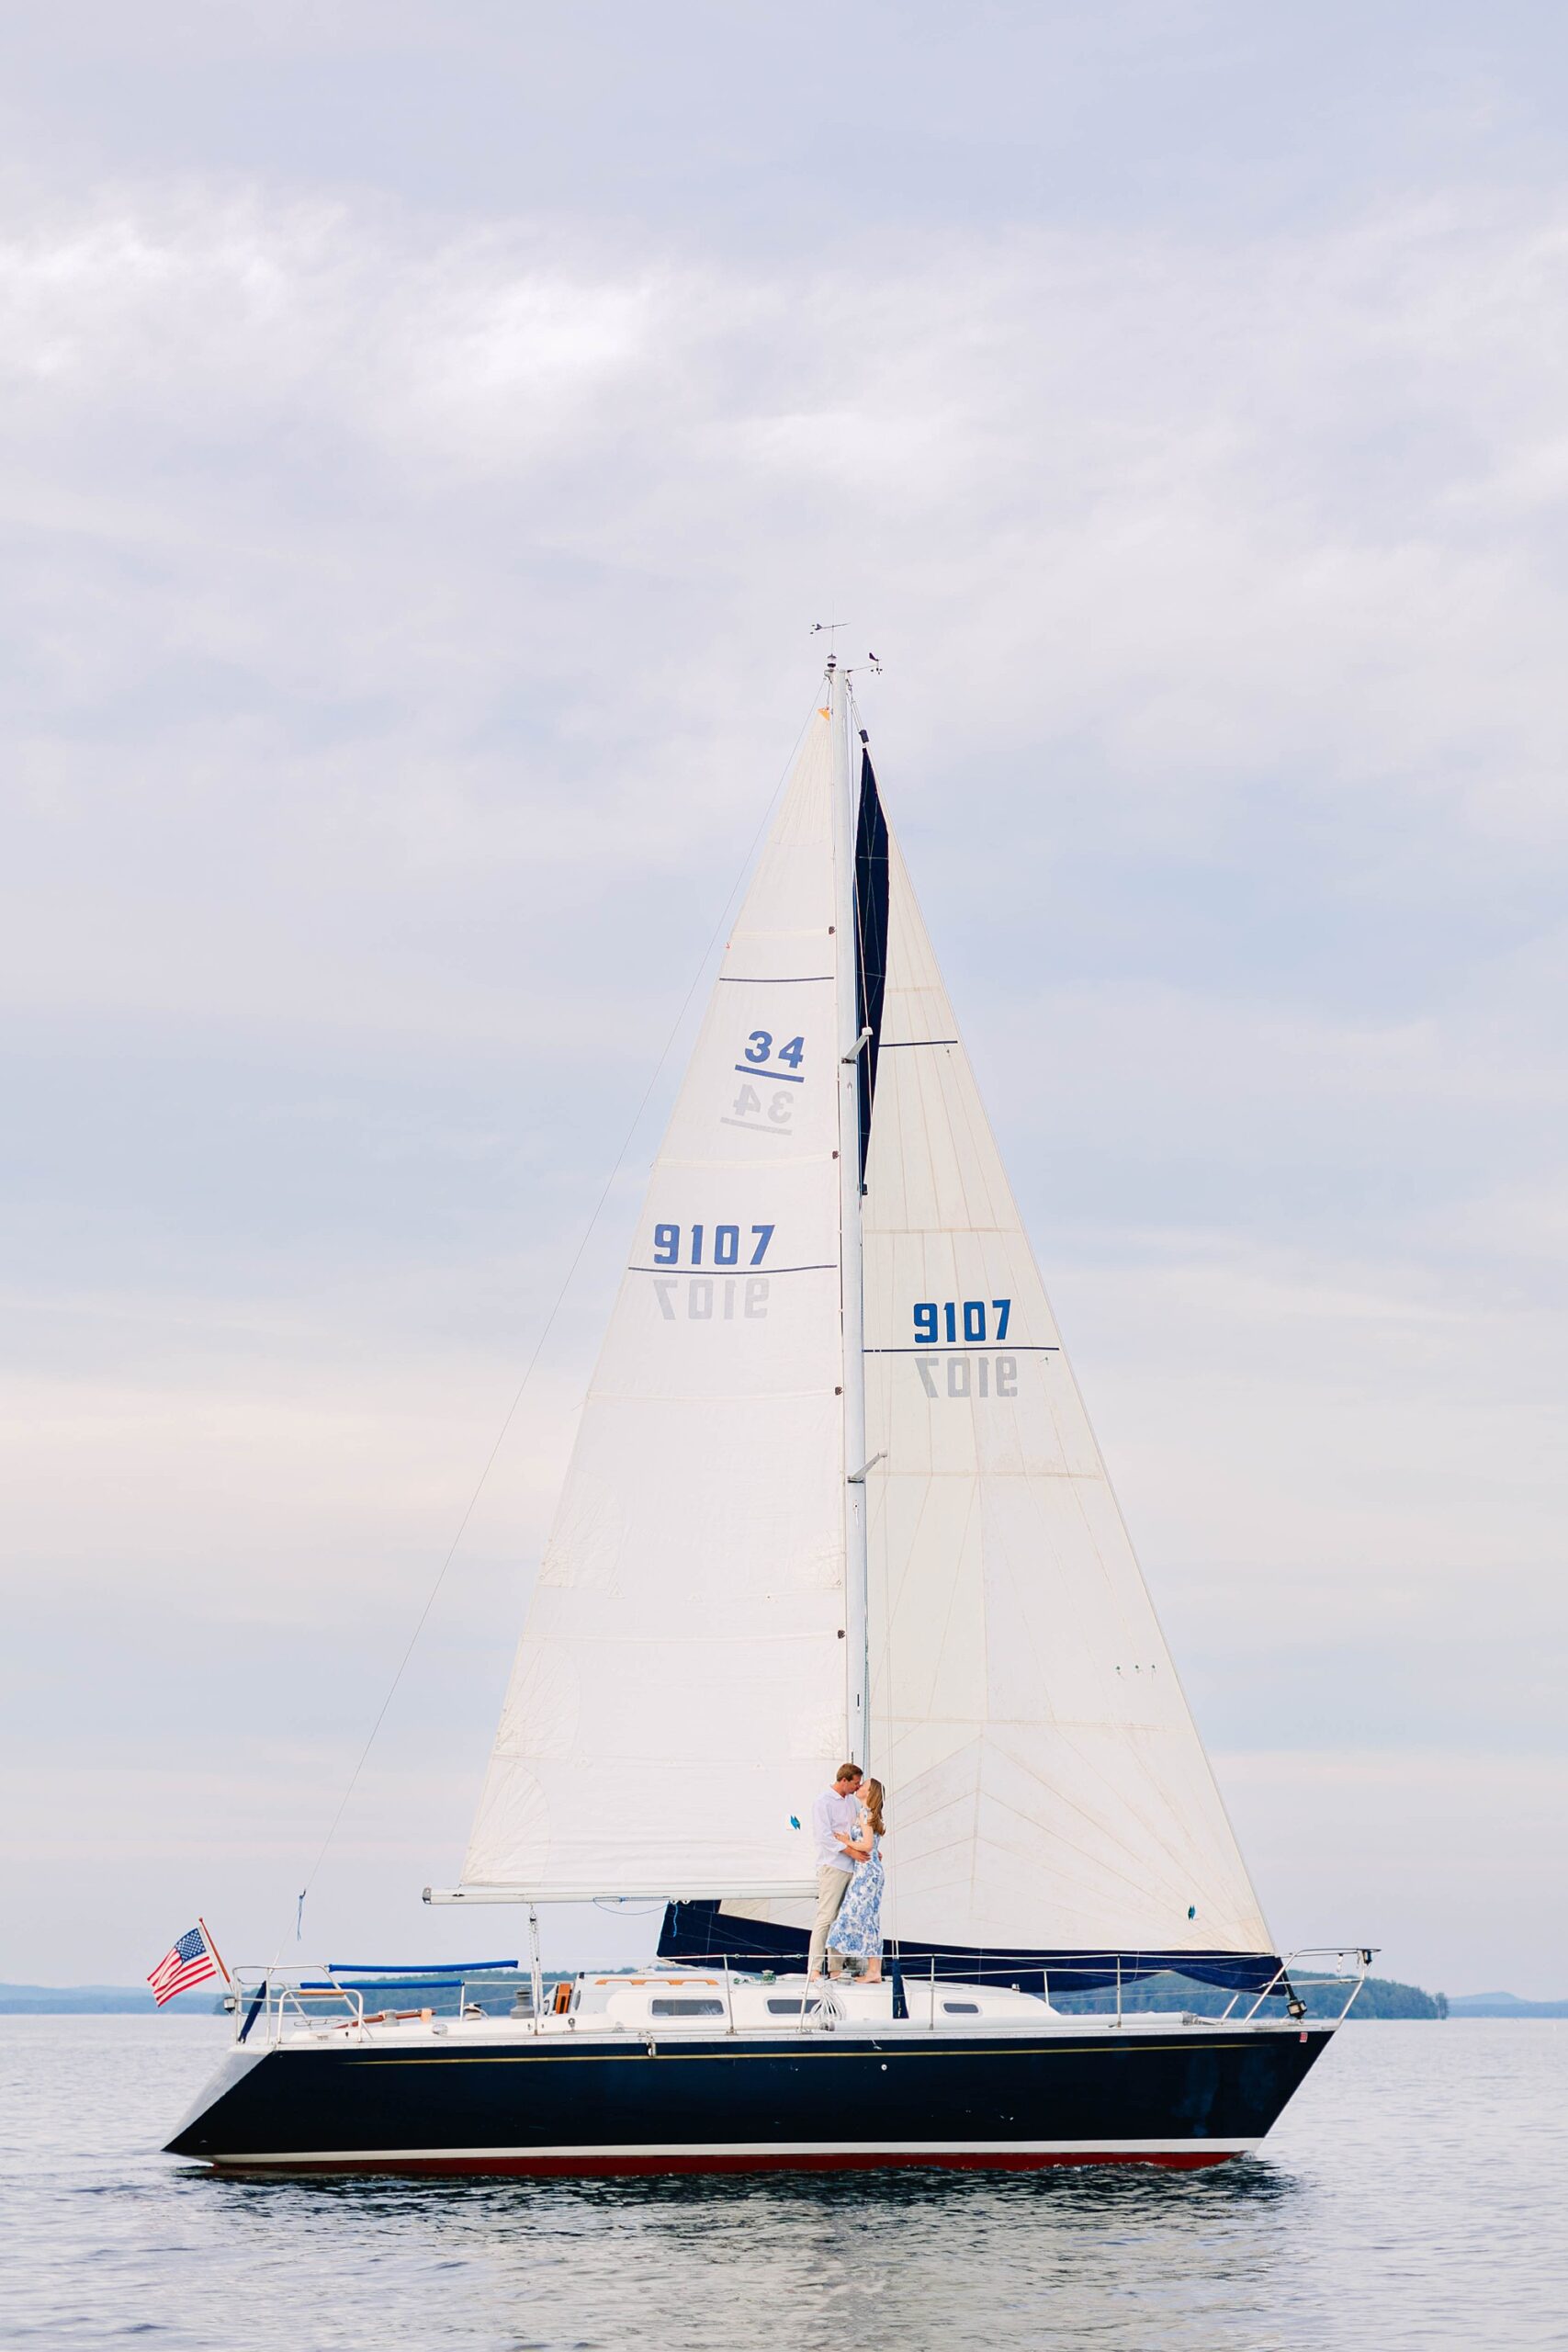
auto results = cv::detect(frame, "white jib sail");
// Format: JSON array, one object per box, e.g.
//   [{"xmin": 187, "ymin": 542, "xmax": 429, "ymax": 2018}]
[
  {"xmin": 461, "ymin": 711, "xmax": 852, "ymax": 1899},
  {"xmin": 860, "ymin": 827, "xmax": 1273, "ymax": 1959}
]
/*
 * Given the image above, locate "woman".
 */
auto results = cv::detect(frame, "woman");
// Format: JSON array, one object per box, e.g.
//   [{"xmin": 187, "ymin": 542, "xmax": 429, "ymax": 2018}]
[{"xmin": 826, "ymin": 1778, "xmax": 886, "ymax": 1983}]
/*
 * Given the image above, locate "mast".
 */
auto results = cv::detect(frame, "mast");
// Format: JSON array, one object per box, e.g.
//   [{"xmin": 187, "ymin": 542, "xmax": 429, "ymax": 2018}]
[{"xmin": 829, "ymin": 657, "xmax": 871, "ymax": 1768}]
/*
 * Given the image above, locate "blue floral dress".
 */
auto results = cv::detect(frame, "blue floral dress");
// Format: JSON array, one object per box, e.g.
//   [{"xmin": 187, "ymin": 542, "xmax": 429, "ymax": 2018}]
[{"xmin": 827, "ymin": 1832, "xmax": 884, "ymax": 1962}]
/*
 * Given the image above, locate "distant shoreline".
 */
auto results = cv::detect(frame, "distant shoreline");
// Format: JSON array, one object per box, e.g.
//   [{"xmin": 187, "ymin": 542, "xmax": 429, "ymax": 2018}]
[
  {"xmin": 5, "ymin": 1976, "xmax": 1565, "ymax": 2018},
  {"xmin": 0, "ymin": 1985, "xmax": 223, "ymax": 2015}
]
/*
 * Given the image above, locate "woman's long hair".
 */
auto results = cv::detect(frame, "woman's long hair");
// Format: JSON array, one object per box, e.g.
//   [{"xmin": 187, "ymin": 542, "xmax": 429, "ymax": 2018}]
[{"xmin": 863, "ymin": 1779, "xmax": 886, "ymax": 1838}]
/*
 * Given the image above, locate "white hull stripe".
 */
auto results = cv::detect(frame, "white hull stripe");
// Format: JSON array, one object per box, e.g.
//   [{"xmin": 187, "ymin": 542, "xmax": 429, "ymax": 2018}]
[{"xmin": 211, "ymin": 2137, "xmax": 1258, "ymax": 2165}]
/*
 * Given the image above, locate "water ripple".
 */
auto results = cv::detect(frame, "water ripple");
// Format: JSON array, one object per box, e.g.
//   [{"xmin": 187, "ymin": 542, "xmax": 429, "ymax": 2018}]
[{"xmin": 3, "ymin": 2016, "xmax": 1563, "ymax": 2351}]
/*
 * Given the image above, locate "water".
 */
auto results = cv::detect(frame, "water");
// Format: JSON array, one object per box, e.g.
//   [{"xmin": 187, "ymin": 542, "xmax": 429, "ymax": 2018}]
[{"xmin": 3, "ymin": 2017, "xmax": 1564, "ymax": 2350}]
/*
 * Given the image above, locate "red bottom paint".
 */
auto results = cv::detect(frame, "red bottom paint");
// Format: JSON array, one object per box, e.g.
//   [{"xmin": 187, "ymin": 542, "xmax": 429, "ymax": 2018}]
[{"xmin": 212, "ymin": 2149, "xmax": 1240, "ymax": 2177}]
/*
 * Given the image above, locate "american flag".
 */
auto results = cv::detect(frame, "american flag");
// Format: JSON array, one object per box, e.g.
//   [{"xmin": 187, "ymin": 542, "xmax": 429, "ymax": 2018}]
[{"xmin": 147, "ymin": 1921, "xmax": 225, "ymax": 2007}]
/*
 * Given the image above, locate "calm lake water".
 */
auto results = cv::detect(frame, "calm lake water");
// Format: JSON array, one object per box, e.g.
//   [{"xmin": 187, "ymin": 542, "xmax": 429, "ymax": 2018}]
[{"xmin": 3, "ymin": 2016, "xmax": 1564, "ymax": 2350}]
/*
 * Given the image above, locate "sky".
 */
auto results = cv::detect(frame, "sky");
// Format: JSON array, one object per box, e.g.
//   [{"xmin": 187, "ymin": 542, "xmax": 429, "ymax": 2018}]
[{"xmin": 3, "ymin": 0, "xmax": 1567, "ymax": 1996}]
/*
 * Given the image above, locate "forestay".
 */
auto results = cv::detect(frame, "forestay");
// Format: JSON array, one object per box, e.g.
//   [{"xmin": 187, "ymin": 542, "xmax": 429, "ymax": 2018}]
[{"xmin": 460, "ymin": 714, "xmax": 851, "ymax": 1900}]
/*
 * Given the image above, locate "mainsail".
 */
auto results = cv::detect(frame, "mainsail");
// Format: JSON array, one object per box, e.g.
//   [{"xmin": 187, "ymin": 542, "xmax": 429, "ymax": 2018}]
[
  {"xmin": 461, "ymin": 711, "xmax": 852, "ymax": 1900},
  {"xmin": 457, "ymin": 671, "xmax": 1276, "ymax": 1986},
  {"xmin": 857, "ymin": 808, "xmax": 1271, "ymax": 1962}
]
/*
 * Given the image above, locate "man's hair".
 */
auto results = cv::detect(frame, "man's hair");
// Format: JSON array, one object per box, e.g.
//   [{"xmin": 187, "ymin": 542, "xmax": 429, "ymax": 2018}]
[{"xmin": 835, "ymin": 1762, "xmax": 863, "ymax": 1783}]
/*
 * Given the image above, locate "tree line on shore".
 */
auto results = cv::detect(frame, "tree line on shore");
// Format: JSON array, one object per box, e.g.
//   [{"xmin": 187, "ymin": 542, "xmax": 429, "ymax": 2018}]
[{"xmin": 1049, "ymin": 1971, "xmax": 1447, "ymax": 2018}]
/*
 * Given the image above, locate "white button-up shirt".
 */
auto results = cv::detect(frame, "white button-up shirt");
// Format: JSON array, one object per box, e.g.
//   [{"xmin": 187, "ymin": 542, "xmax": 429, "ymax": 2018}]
[{"xmin": 813, "ymin": 1787, "xmax": 862, "ymax": 1872}]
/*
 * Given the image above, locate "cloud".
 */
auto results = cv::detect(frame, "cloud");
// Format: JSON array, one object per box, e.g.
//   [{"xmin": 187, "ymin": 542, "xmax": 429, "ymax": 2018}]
[{"xmin": 5, "ymin": 150, "xmax": 1568, "ymax": 1983}]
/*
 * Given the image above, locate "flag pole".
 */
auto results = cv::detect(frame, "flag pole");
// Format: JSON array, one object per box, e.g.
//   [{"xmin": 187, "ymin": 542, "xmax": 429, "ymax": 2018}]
[{"xmin": 198, "ymin": 1915, "xmax": 231, "ymax": 1984}]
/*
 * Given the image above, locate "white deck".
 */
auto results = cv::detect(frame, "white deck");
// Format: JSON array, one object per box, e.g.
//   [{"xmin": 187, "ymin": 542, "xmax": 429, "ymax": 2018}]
[{"xmin": 245, "ymin": 1970, "xmax": 1314, "ymax": 2053}]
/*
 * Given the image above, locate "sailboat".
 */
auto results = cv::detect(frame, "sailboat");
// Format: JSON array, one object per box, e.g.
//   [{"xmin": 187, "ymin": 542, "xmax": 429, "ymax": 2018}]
[{"xmin": 166, "ymin": 662, "xmax": 1365, "ymax": 2175}]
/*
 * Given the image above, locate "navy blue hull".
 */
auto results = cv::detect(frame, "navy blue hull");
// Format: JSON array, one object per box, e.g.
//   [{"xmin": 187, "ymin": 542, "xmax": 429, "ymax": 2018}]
[{"xmin": 166, "ymin": 2027, "xmax": 1333, "ymax": 2174}]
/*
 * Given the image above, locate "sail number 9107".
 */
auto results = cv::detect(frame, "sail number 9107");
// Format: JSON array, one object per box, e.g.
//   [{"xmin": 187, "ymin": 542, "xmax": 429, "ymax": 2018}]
[
  {"xmin": 653, "ymin": 1222, "xmax": 774, "ymax": 1268},
  {"xmin": 914, "ymin": 1300, "xmax": 1010, "ymax": 1344}
]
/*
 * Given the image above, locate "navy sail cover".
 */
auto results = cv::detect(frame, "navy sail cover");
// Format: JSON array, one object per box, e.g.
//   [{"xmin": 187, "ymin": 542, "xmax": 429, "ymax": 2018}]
[
  {"xmin": 853, "ymin": 748, "xmax": 889, "ymax": 1183},
  {"xmin": 659, "ymin": 1904, "xmax": 1285, "ymax": 1998}
]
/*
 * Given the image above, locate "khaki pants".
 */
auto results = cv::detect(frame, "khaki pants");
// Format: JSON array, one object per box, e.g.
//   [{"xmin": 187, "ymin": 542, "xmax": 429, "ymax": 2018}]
[{"xmin": 808, "ymin": 1865, "xmax": 853, "ymax": 1976}]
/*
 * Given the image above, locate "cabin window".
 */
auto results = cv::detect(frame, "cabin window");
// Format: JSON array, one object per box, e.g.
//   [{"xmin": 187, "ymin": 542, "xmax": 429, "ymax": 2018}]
[
  {"xmin": 942, "ymin": 2001, "xmax": 980, "ymax": 2014},
  {"xmin": 765, "ymin": 1998, "xmax": 821, "ymax": 2016},
  {"xmin": 649, "ymin": 1998, "xmax": 725, "ymax": 2018}
]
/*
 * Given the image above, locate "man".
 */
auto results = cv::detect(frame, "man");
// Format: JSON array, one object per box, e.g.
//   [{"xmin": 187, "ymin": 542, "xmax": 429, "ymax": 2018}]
[{"xmin": 807, "ymin": 1762, "xmax": 863, "ymax": 1979}]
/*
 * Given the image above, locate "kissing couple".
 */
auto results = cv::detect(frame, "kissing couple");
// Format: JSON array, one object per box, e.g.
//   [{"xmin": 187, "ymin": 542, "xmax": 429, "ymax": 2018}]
[{"xmin": 807, "ymin": 1762, "xmax": 886, "ymax": 1982}]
